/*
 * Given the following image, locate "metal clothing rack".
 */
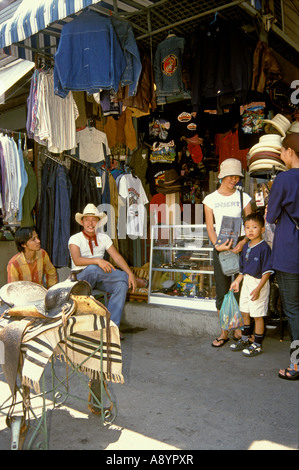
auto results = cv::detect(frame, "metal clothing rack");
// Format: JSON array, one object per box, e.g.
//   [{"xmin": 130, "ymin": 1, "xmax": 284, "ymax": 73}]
[
  {"xmin": 38, "ymin": 148, "xmax": 98, "ymax": 175},
  {"xmin": 0, "ymin": 127, "xmax": 27, "ymax": 139}
]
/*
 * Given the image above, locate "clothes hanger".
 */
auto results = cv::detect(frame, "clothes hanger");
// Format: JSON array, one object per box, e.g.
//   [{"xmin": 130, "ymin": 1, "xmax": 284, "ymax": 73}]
[
  {"xmin": 167, "ymin": 29, "xmax": 176, "ymax": 38},
  {"xmin": 210, "ymin": 12, "xmax": 218, "ymax": 24}
]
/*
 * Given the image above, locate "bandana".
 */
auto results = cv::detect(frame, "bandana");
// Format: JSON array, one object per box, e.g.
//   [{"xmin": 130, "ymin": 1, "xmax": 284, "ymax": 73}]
[{"xmin": 83, "ymin": 231, "xmax": 98, "ymax": 255}]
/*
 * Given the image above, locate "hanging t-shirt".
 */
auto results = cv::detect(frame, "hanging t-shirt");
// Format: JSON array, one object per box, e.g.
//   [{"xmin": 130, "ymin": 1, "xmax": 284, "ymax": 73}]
[
  {"xmin": 238, "ymin": 91, "xmax": 270, "ymax": 149},
  {"xmin": 76, "ymin": 127, "xmax": 110, "ymax": 163},
  {"xmin": 145, "ymin": 111, "xmax": 179, "ymax": 194},
  {"xmin": 118, "ymin": 173, "xmax": 149, "ymax": 237}
]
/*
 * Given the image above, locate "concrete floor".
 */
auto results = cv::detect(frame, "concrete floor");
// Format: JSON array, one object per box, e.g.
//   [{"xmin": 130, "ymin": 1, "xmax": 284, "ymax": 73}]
[{"xmin": 0, "ymin": 309, "xmax": 297, "ymax": 451}]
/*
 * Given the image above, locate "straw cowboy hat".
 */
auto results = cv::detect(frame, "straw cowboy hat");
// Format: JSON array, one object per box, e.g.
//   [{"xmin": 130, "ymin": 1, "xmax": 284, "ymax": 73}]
[
  {"xmin": 262, "ymin": 113, "xmax": 292, "ymax": 137},
  {"xmin": 218, "ymin": 158, "xmax": 243, "ymax": 179},
  {"xmin": 287, "ymin": 121, "xmax": 299, "ymax": 134},
  {"xmin": 75, "ymin": 203, "xmax": 108, "ymax": 228},
  {"xmin": 248, "ymin": 134, "xmax": 282, "ymax": 157},
  {"xmin": 249, "ymin": 160, "xmax": 286, "ymax": 174}
]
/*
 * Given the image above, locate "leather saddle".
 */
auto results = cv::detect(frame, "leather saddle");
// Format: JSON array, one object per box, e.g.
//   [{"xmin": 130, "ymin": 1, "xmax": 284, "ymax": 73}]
[
  {"xmin": 0, "ymin": 278, "xmax": 91, "ymax": 319},
  {"xmin": 0, "ymin": 278, "xmax": 93, "ymax": 396}
]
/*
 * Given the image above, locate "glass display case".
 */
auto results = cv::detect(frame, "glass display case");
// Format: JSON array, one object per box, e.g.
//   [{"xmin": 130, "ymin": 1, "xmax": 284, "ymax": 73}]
[{"xmin": 148, "ymin": 225, "xmax": 217, "ymax": 311}]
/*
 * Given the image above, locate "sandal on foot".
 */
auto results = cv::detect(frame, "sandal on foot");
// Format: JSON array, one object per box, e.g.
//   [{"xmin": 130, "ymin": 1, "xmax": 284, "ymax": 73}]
[
  {"xmin": 211, "ymin": 337, "xmax": 229, "ymax": 348},
  {"xmin": 278, "ymin": 367, "xmax": 299, "ymax": 381},
  {"xmin": 232, "ymin": 333, "xmax": 241, "ymax": 341}
]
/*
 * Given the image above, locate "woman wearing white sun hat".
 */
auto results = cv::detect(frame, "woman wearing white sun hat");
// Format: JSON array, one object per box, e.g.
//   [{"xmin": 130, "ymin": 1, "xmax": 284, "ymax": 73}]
[{"xmin": 203, "ymin": 159, "xmax": 252, "ymax": 347}]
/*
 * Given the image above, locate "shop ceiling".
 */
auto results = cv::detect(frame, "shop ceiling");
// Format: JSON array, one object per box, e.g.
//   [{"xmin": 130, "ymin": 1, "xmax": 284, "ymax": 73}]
[
  {"xmin": 0, "ymin": 0, "xmax": 298, "ymax": 60},
  {"xmin": 0, "ymin": 0, "xmax": 298, "ymax": 113}
]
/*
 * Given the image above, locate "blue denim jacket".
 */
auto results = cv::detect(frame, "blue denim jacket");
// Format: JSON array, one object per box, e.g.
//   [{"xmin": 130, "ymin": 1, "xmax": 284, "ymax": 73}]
[
  {"xmin": 111, "ymin": 17, "xmax": 142, "ymax": 97},
  {"xmin": 153, "ymin": 35, "xmax": 190, "ymax": 103},
  {"xmin": 54, "ymin": 10, "xmax": 126, "ymax": 98}
]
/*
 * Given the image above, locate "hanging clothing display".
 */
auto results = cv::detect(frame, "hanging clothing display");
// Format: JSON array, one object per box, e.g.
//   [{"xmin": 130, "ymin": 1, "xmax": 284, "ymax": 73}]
[
  {"xmin": 54, "ymin": 10, "xmax": 126, "ymax": 98},
  {"xmin": 185, "ymin": 19, "xmax": 253, "ymax": 113},
  {"xmin": 4, "ymin": 7, "xmax": 294, "ymax": 276},
  {"xmin": 0, "ymin": 134, "xmax": 21, "ymax": 221},
  {"xmin": 215, "ymin": 128, "xmax": 248, "ymax": 170},
  {"xmin": 38, "ymin": 155, "xmax": 102, "ymax": 267},
  {"xmin": 111, "ymin": 17, "xmax": 142, "ymax": 97},
  {"xmin": 68, "ymin": 158, "xmax": 102, "ymax": 236},
  {"xmin": 52, "ymin": 164, "xmax": 73, "ymax": 267},
  {"xmin": 128, "ymin": 146, "xmax": 150, "ymax": 198},
  {"xmin": 0, "ymin": 133, "xmax": 32, "ymax": 224},
  {"xmin": 27, "ymin": 69, "xmax": 78, "ymax": 153},
  {"xmin": 251, "ymin": 40, "xmax": 282, "ymax": 93},
  {"xmin": 118, "ymin": 173, "xmax": 148, "ymax": 237},
  {"xmin": 104, "ymin": 108, "xmax": 137, "ymax": 151},
  {"xmin": 238, "ymin": 90, "xmax": 271, "ymax": 149},
  {"xmin": 141, "ymin": 110, "xmax": 179, "ymax": 195},
  {"xmin": 116, "ymin": 47, "xmax": 157, "ymax": 117},
  {"xmin": 76, "ymin": 126, "xmax": 110, "ymax": 164},
  {"xmin": 21, "ymin": 157, "xmax": 37, "ymax": 227},
  {"xmin": 154, "ymin": 34, "xmax": 190, "ymax": 105}
]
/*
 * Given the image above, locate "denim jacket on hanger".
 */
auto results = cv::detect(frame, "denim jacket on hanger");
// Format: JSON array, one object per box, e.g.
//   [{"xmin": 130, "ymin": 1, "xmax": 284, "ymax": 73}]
[
  {"xmin": 153, "ymin": 35, "xmax": 190, "ymax": 104},
  {"xmin": 54, "ymin": 10, "xmax": 126, "ymax": 98}
]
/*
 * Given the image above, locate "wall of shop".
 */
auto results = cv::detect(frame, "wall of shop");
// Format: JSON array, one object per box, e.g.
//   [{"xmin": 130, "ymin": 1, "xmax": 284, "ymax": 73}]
[{"xmin": 0, "ymin": 241, "xmax": 17, "ymax": 287}]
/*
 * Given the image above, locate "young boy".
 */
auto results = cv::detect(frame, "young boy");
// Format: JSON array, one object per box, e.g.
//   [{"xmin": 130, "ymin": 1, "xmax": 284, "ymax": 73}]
[{"xmin": 230, "ymin": 212, "xmax": 274, "ymax": 356}]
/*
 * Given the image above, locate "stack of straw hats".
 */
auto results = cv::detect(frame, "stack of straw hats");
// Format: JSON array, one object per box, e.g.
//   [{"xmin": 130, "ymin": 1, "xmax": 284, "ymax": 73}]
[{"xmin": 248, "ymin": 114, "xmax": 292, "ymax": 174}]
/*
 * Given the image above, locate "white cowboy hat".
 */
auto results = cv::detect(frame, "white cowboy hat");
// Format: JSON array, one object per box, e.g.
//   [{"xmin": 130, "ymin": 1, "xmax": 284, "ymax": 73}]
[
  {"xmin": 249, "ymin": 160, "xmax": 286, "ymax": 173},
  {"xmin": 259, "ymin": 134, "xmax": 282, "ymax": 147},
  {"xmin": 262, "ymin": 113, "xmax": 291, "ymax": 137},
  {"xmin": 287, "ymin": 121, "xmax": 299, "ymax": 134},
  {"xmin": 218, "ymin": 158, "xmax": 243, "ymax": 179},
  {"xmin": 75, "ymin": 203, "xmax": 108, "ymax": 227}
]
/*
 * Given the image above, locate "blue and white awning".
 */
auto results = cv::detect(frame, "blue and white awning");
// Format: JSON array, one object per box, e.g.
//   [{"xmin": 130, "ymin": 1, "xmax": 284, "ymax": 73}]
[{"xmin": 0, "ymin": 0, "xmax": 107, "ymax": 60}]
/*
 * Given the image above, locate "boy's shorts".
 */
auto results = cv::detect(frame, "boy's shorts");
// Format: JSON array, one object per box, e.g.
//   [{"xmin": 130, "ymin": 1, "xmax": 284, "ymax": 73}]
[{"xmin": 239, "ymin": 274, "xmax": 270, "ymax": 317}]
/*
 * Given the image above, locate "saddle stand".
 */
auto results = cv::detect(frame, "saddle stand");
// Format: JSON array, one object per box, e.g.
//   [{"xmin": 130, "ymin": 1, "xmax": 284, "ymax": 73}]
[{"xmin": 0, "ymin": 277, "xmax": 122, "ymax": 450}]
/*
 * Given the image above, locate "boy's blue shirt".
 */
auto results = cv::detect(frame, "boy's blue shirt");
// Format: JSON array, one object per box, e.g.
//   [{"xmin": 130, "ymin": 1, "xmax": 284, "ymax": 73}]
[{"xmin": 239, "ymin": 240, "xmax": 274, "ymax": 279}]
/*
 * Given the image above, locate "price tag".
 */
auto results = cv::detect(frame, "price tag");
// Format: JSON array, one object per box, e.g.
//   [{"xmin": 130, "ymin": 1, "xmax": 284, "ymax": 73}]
[
  {"xmin": 255, "ymin": 190, "xmax": 264, "ymax": 207},
  {"xmin": 95, "ymin": 176, "xmax": 102, "ymax": 188}
]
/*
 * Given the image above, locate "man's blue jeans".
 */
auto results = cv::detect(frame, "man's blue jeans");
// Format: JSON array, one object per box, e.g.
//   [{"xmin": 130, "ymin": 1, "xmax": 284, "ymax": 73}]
[
  {"xmin": 76, "ymin": 266, "xmax": 129, "ymax": 327},
  {"xmin": 276, "ymin": 270, "xmax": 299, "ymax": 367}
]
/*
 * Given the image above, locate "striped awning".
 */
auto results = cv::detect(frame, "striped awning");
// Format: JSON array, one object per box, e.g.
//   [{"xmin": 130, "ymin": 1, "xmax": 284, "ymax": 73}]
[
  {"xmin": 0, "ymin": 57, "xmax": 34, "ymax": 103},
  {"xmin": 0, "ymin": 0, "xmax": 104, "ymax": 61}
]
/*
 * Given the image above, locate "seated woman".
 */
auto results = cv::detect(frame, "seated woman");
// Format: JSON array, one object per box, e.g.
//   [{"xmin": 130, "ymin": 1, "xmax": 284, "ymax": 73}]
[{"xmin": 7, "ymin": 226, "xmax": 57, "ymax": 288}]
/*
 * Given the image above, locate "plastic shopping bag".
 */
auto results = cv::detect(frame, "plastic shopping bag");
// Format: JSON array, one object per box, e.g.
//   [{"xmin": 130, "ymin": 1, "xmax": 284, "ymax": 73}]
[{"xmin": 219, "ymin": 290, "xmax": 244, "ymax": 331}]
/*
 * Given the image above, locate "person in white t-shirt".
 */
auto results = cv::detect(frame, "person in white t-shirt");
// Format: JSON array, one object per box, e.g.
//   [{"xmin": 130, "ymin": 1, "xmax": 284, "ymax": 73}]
[
  {"xmin": 68, "ymin": 204, "xmax": 136, "ymax": 329},
  {"xmin": 203, "ymin": 159, "xmax": 252, "ymax": 348}
]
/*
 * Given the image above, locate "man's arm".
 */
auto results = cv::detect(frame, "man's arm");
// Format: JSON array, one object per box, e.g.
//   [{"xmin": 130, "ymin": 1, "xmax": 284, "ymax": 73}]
[{"xmin": 107, "ymin": 245, "xmax": 136, "ymax": 292}]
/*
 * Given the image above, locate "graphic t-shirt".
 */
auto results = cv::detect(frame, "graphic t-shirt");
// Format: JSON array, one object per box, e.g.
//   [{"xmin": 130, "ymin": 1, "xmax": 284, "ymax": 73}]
[
  {"xmin": 118, "ymin": 174, "xmax": 149, "ymax": 237},
  {"xmin": 144, "ymin": 111, "xmax": 179, "ymax": 194},
  {"xmin": 203, "ymin": 189, "xmax": 251, "ymax": 236}
]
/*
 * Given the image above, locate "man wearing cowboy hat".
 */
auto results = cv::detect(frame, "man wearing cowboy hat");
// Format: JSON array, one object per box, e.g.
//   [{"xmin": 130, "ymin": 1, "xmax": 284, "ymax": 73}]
[{"xmin": 68, "ymin": 204, "xmax": 136, "ymax": 328}]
